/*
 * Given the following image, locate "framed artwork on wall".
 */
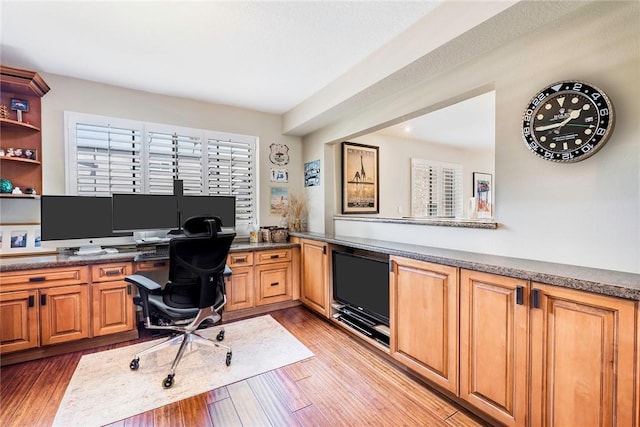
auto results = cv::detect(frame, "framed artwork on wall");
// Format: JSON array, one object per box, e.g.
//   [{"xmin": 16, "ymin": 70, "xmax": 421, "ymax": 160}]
[
  {"xmin": 341, "ymin": 141, "xmax": 379, "ymax": 214},
  {"xmin": 472, "ymin": 172, "xmax": 492, "ymax": 218}
]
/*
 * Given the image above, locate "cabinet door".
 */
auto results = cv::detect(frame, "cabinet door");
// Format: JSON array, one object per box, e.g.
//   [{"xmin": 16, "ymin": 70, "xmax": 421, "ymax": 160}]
[
  {"xmin": 40, "ymin": 285, "xmax": 90, "ymax": 346},
  {"xmin": 225, "ymin": 266, "xmax": 254, "ymax": 311},
  {"xmin": 255, "ymin": 262, "xmax": 292, "ymax": 306},
  {"xmin": 0, "ymin": 290, "xmax": 39, "ymax": 353},
  {"xmin": 460, "ymin": 269, "xmax": 528, "ymax": 427},
  {"xmin": 92, "ymin": 280, "xmax": 135, "ymax": 336},
  {"xmin": 390, "ymin": 257, "xmax": 459, "ymax": 394},
  {"xmin": 530, "ymin": 283, "xmax": 637, "ymax": 427},
  {"xmin": 300, "ymin": 239, "xmax": 329, "ymax": 317}
]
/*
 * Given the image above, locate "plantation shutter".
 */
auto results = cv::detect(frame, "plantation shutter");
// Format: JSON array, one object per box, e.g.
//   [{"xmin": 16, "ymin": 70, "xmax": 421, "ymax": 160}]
[
  {"xmin": 411, "ymin": 158, "xmax": 463, "ymax": 218},
  {"xmin": 147, "ymin": 129, "xmax": 203, "ymax": 194},
  {"xmin": 206, "ymin": 134, "xmax": 255, "ymax": 226},
  {"xmin": 66, "ymin": 113, "xmax": 143, "ymax": 196}
]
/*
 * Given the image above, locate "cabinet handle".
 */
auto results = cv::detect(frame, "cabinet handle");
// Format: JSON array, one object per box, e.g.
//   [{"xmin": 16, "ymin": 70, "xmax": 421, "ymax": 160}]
[
  {"xmin": 104, "ymin": 269, "xmax": 121, "ymax": 276},
  {"xmin": 28, "ymin": 295, "xmax": 35, "ymax": 307},
  {"xmin": 270, "ymin": 282, "xmax": 280, "ymax": 287},
  {"xmin": 236, "ymin": 257, "xmax": 246, "ymax": 263},
  {"xmin": 516, "ymin": 286, "xmax": 523, "ymax": 305},
  {"xmin": 29, "ymin": 276, "xmax": 46, "ymax": 282},
  {"xmin": 270, "ymin": 254, "xmax": 280, "ymax": 259},
  {"xmin": 127, "ymin": 284, "xmax": 132, "ymax": 295},
  {"xmin": 532, "ymin": 289, "xmax": 541, "ymax": 309},
  {"xmin": 322, "ymin": 245, "xmax": 327, "ymax": 255},
  {"xmin": 153, "ymin": 262, "xmax": 166, "ymax": 268},
  {"xmin": 40, "ymin": 294, "xmax": 47, "ymax": 306}
]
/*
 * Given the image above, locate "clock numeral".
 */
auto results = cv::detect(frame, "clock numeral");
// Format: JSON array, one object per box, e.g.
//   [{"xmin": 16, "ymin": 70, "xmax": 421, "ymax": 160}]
[
  {"xmin": 523, "ymin": 126, "xmax": 531, "ymax": 136},
  {"xmin": 544, "ymin": 151, "xmax": 554, "ymax": 159},
  {"xmin": 591, "ymin": 92, "xmax": 601, "ymax": 101},
  {"xmin": 581, "ymin": 144, "xmax": 595, "ymax": 153},
  {"xmin": 572, "ymin": 82, "xmax": 583, "ymax": 91},
  {"xmin": 596, "ymin": 128, "xmax": 606, "ymax": 136},
  {"xmin": 599, "ymin": 108, "xmax": 609, "ymax": 116},
  {"xmin": 561, "ymin": 153, "xmax": 574, "ymax": 160},
  {"xmin": 531, "ymin": 93, "xmax": 546, "ymax": 107},
  {"xmin": 523, "ymin": 109, "xmax": 534, "ymax": 122}
]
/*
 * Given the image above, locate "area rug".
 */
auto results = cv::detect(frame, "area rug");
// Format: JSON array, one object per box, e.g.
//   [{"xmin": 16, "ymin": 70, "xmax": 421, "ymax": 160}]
[{"xmin": 53, "ymin": 315, "xmax": 313, "ymax": 426}]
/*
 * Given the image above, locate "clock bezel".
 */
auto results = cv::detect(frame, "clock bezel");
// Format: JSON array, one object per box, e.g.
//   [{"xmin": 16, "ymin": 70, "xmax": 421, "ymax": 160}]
[{"xmin": 521, "ymin": 80, "xmax": 614, "ymax": 163}]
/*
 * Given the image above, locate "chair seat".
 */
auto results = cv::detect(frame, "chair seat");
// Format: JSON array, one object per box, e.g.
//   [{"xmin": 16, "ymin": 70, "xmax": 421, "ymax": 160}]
[{"xmin": 148, "ymin": 294, "xmax": 200, "ymax": 320}]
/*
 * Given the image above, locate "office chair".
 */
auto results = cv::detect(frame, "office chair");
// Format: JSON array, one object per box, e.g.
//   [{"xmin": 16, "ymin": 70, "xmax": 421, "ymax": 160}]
[{"xmin": 125, "ymin": 216, "xmax": 235, "ymax": 388}]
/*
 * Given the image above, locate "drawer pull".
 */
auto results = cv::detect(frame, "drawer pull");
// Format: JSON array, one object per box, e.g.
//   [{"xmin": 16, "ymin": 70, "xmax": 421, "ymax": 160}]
[
  {"xmin": 153, "ymin": 262, "xmax": 166, "ymax": 268},
  {"xmin": 270, "ymin": 254, "xmax": 280, "ymax": 259},
  {"xmin": 270, "ymin": 282, "xmax": 280, "ymax": 287},
  {"xmin": 104, "ymin": 270, "xmax": 121, "ymax": 276},
  {"xmin": 235, "ymin": 257, "xmax": 247, "ymax": 263},
  {"xmin": 40, "ymin": 294, "xmax": 47, "ymax": 306},
  {"xmin": 29, "ymin": 276, "xmax": 46, "ymax": 282},
  {"xmin": 28, "ymin": 295, "xmax": 35, "ymax": 307}
]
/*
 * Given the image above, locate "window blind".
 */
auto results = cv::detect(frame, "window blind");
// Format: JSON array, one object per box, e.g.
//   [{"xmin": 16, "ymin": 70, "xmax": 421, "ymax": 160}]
[
  {"xmin": 65, "ymin": 112, "xmax": 257, "ymax": 228},
  {"xmin": 411, "ymin": 158, "xmax": 463, "ymax": 218}
]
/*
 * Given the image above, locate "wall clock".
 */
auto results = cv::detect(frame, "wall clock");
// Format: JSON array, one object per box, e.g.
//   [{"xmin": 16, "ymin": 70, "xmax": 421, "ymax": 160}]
[{"xmin": 522, "ymin": 80, "xmax": 614, "ymax": 163}]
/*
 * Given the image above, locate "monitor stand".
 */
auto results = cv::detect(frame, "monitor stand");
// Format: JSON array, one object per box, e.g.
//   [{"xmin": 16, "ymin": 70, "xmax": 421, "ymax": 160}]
[{"xmin": 75, "ymin": 245, "xmax": 104, "ymax": 256}]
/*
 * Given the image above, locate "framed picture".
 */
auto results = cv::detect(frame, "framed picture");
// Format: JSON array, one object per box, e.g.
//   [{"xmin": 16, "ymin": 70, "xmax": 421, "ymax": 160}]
[
  {"xmin": 342, "ymin": 141, "xmax": 379, "ymax": 214},
  {"xmin": 10, "ymin": 98, "xmax": 29, "ymax": 112},
  {"xmin": 304, "ymin": 159, "xmax": 320, "ymax": 187},
  {"xmin": 0, "ymin": 223, "xmax": 54, "ymax": 256},
  {"xmin": 473, "ymin": 172, "xmax": 493, "ymax": 218},
  {"xmin": 269, "ymin": 187, "xmax": 289, "ymax": 215},
  {"xmin": 270, "ymin": 168, "xmax": 288, "ymax": 183}
]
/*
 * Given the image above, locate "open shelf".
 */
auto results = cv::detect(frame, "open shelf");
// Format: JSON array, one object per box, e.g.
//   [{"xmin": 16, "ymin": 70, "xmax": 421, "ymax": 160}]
[
  {"xmin": 0, "ymin": 118, "xmax": 40, "ymax": 132},
  {"xmin": 0, "ymin": 156, "xmax": 40, "ymax": 165}
]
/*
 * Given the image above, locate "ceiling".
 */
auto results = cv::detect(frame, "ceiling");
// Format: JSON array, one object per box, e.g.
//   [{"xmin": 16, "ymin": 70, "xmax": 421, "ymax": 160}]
[{"xmin": 0, "ymin": 0, "xmax": 441, "ymax": 115}]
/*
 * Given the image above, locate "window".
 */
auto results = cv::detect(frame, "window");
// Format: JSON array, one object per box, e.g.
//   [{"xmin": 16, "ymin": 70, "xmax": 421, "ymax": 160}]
[
  {"xmin": 65, "ymin": 112, "xmax": 257, "ymax": 228},
  {"xmin": 411, "ymin": 158, "xmax": 463, "ymax": 218}
]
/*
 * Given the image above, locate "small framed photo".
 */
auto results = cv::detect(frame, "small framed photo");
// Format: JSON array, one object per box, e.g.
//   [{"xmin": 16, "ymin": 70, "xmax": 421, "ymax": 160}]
[
  {"xmin": 10, "ymin": 98, "xmax": 29, "ymax": 112},
  {"xmin": 0, "ymin": 223, "xmax": 54, "ymax": 256},
  {"xmin": 473, "ymin": 172, "xmax": 493, "ymax": 218}
]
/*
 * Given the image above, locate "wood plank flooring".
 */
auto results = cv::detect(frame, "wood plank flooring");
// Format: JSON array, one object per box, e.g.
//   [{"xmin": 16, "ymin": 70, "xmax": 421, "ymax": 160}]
[{"xmin": 0, "ymin": 306, "xmax": 491, "ymax": 426}]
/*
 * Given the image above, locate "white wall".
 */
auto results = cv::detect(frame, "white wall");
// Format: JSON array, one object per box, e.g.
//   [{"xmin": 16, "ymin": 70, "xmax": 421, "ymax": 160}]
[
  {"xmin": 0, "ymin": 73, "xmax": 302, "ymax": 230},
  {"xmin": 303, "ymin": 2, "xmax": 640, "ymax": 273}
]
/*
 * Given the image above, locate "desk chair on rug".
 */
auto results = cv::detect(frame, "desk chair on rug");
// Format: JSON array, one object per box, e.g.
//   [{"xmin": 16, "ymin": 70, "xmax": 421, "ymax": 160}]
[{"xmin": 125, "ymin": 216, "xmax": 235, "ymax": 388}]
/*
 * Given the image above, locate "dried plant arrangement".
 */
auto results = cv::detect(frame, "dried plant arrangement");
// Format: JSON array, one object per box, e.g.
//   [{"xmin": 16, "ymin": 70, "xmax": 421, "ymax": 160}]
[{"xmin": 283, "ymin": 192, "xmax": 308, "ymax": 232}]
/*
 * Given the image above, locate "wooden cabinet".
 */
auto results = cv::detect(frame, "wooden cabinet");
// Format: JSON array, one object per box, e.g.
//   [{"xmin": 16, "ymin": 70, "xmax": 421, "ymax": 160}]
[
  {"xmin": 0, "ymin": 289, "xmax": 39, "ymax": 353},
  {"xmin": 0, "ymin": 65, "xmax": 50, "ymax": 196},
  {"xmin": 225, "ymin": 248, "xmax": 294, "ymax": 311},
  {"xmin": 529, "ymin": 282, "xmax": 637, "ymax": 427},
  {"xmin": 225, "ymin": 251, "xmax": 254, "ymax": 311},
  {"xmin": 40, "ymin": 284, "xmax": 90, "ymax": 346},
  {"xmin": 389, "ymin": 256, "xmax": 459, "ymax": 394},
  {"xmin": 90, "ymin": 262, "xmax": 135, "ymax": 337},
  {"xmin": 298, "ymin": 238, "xmax": 330, "ymax": 317},
  {"xmin": 460, "ymin": 269, "xmax": 529, "ymax": 427}
]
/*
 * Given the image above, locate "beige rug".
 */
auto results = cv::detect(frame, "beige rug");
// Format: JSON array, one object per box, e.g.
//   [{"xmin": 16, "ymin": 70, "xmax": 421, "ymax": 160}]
[{"xmin": 53, "ymin": 315, "xmax": 313, "ymax": 427}]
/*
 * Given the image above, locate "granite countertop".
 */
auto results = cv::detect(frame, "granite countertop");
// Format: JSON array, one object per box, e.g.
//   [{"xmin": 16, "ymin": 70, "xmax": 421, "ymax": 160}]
[
  {"xmin": 0, "ymin": 241, "xmax": 298, "ymax": 273},
  {"xmin": 291, "ymin": 232, "xmax": 640, "ymax": 301}
]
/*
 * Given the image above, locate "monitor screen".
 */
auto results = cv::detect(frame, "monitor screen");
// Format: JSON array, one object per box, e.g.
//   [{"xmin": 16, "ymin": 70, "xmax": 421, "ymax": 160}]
[
  {"xmin": 332, "ymin": 250, "xmax": 390, "ymax": 325},
  {"xmin": 40, "ymin": 195, "xmax": 133, "ymax": 248},
  {"xmin": 112, "ymin": 194, "xmax": 179, "ymax": 232},
  {"xmin": 178, "ymin": 195, "xmax": 236, "ymax": 228}
]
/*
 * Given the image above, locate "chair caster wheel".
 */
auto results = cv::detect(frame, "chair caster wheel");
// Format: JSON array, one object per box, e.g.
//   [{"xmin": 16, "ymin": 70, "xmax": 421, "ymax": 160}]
[
  {"xmin": 216, "ymin": 330, "xmax": 225, "ymax": 341},
  {"xmin": 130, "ymin": 358, "xmax": 139, "ymax": 370},
  {"xmin": 163, "ymin": 374, "xmax": 175, "ymax": 389},
  {"xmin": 225, "ymin": 351, "xmax": 232, "ymax": 366}
]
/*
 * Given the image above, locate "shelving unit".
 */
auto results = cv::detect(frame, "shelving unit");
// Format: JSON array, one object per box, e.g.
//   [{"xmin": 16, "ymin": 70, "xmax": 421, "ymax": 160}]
[{"xmin": 0, "ymin": 66, "xmax": 50, "ymax": 197}]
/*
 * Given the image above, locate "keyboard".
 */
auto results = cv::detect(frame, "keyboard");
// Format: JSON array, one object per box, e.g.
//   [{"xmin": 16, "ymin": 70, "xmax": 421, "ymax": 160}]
[{"xmin": 134, "ymin": 245, "xmax": 169, "ymax": 261}]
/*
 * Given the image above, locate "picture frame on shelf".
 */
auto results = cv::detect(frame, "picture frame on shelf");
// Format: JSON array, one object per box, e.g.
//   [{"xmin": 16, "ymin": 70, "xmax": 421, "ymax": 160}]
[
  {"xmin": 10, "ymin": 98, "xmax": 29, "ymax": 112},
  {"xmin": 342, "ymin": 141, "xmax": 379, "ymax": 214},
  {"xmin": 0, "ymin": 223, "xmax": 53, "ymax": 256},
  {"xmin": 472, "ymin": 172, "xmax": 493, "ymax": 218}
]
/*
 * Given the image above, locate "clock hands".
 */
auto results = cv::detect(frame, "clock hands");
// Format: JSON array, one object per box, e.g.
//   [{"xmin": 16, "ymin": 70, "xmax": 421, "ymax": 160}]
[{"xmin": 534, "ymin": 108, "xmax": 582, "ymax": 131}]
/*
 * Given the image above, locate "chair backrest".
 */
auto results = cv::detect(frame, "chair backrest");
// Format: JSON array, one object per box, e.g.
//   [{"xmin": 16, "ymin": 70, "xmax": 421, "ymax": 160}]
[{"xmin": 166, "ymin": 216, "xmax": 235, "ymax": 309}]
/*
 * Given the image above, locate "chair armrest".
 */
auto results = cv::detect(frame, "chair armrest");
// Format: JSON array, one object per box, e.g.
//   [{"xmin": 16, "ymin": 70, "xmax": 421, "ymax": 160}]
[
  {"xmin": 125, "ymin": 274, "xmax": 162, "ymax": 292},
  {"xmin": 224, "ymin": 265, "xmax": 232, "ymax": 277}
]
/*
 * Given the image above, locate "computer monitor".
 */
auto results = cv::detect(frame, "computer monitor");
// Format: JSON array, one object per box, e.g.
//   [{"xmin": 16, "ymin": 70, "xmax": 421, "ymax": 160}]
[
  {"xmin": 41, "ymin": 195, "xmax": 134, "ymax": 253},
  {"xmin": 178, "ymin": 195, "xmax": 236, "ymax": 229},
  {"xmin": 111, "ymin": 194, "xmax": 179, "ymax": 232}
]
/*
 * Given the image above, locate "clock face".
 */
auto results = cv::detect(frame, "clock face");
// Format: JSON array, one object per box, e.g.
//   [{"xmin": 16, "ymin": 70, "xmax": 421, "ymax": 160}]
[{"xmin": 522, "ymin": 80, "xmax": 614, "ymax": 163}]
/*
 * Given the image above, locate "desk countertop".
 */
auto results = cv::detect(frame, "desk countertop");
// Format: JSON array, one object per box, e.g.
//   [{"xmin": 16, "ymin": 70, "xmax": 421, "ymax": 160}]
[
  {"xmin": 290, "ymin": 232, "xmax": 640, "ymax": 301},
  {"xmin": 0, "ymin": 241, "xmax": 298, "ymax": 273}
]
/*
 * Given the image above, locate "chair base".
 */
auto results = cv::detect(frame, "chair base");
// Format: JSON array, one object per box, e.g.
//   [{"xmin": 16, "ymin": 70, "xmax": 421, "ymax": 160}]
[{"xmin": 129, "ymin": 305, "xmax": 232, "ymax": 388}]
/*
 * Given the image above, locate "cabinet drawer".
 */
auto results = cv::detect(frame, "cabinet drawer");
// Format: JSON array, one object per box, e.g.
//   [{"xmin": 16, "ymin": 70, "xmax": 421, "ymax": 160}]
[
  {"xmin": 0, "ymin": 266, "xmax": 89, "ymax": 292},
  {"xmin": 91, "ymin": 263, "xmax": 133, "ymax": 282},
  {"xmin": 228, "ymin": 252, "xmax": 253, "ymax": 267},
  {"xmin": 255, "ymin": 249, "xmax": 292, "ymax": 265},
  {"xmin": 134, "ymin": 260, "xmax": 169, "ymax": 272}
]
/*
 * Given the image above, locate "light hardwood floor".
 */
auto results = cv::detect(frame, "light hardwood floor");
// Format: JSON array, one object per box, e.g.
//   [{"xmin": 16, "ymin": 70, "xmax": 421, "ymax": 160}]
[{"xmin": 0, "ymin": 306, "xmax": 491, "ymax": 426}]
